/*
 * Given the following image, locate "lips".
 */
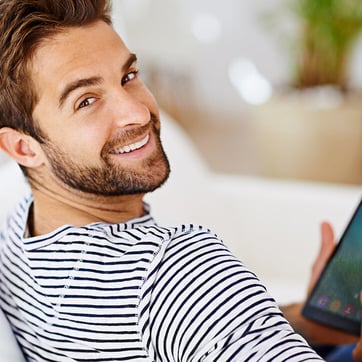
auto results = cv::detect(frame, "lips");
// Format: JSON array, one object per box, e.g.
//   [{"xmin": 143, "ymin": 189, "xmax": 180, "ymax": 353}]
[{"xmin": 111, "ymin": 134, "xmax": 150, "ymax": 154}]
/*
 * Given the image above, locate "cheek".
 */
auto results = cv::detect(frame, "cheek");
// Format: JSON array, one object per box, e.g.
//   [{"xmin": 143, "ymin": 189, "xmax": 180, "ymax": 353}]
[
  {"xmin": 51, "ymin": 127, "xmax": 107, "ymax": 162},
  {"xmin": 132, "ymin": 83, "xmax": 159, "ymax": 114}
]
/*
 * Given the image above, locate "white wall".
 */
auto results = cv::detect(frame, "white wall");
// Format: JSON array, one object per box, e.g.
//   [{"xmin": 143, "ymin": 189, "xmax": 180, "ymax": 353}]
[{"xmin": 113, "ymin": 0, "xmax": 362, "ymax": 115}]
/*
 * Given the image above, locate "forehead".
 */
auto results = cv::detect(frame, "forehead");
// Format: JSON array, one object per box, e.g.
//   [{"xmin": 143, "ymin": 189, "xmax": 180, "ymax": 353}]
[{"xmin": 30, "ymin": 21, "xmax": 129, "ymax": 99}]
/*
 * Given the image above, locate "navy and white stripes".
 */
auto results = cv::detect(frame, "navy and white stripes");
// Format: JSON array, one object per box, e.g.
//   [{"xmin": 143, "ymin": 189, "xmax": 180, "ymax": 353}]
[{"xmin": 0, "ymin": 196, "xmax": 323, "ymax": 361}]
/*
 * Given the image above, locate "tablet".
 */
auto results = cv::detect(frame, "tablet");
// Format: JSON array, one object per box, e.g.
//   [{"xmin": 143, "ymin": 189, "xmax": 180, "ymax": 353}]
[{"xmin": 302, "ymin": 198, "xmax": 362, "ymax": 336}]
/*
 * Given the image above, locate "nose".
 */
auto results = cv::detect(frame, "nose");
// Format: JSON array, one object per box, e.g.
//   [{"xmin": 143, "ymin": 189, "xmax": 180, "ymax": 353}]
[{"xmin": 109, "ymin": 87, "xmax": 151, "ymax": 128}]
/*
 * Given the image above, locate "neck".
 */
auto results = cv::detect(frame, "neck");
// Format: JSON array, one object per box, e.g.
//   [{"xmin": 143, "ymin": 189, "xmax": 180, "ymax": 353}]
[{"xmin": 29, "ymin": 183, "xmax": 145, "ymax": 237}]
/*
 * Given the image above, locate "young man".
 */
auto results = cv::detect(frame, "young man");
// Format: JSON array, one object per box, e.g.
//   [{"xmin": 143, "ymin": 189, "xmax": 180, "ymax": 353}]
[{"xmin": 0, "ymin": 0, "xmax": 325, "ymax": 360}]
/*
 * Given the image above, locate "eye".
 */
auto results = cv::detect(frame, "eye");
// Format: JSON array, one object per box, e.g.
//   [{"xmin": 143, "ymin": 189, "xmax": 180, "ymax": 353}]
[
  {"xmin": 121, "ymin": 70, "xmax": 139, "ymax": 86},
  {"xmin": 78, "ymin": 96, "xmax": 97, "ymax": 109}
]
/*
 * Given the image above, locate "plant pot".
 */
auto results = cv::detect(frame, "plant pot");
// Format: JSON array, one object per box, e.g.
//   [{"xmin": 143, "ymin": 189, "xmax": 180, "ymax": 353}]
[{"xmin": 251, "ymin": 89, "xmax": 362, "ymax": 185}]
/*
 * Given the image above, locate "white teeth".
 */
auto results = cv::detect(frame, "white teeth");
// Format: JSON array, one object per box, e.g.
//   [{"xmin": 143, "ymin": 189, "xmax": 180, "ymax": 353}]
[{"xmin": 113, "ymin": 134, "xmax": 149, "ymax": 154}]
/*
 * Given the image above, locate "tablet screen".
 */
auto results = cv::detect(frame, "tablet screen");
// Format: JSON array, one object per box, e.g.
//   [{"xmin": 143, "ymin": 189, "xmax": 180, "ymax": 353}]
[{"xmin": 302, "ymin": 199, "xmax": 362, "ymax": 335}]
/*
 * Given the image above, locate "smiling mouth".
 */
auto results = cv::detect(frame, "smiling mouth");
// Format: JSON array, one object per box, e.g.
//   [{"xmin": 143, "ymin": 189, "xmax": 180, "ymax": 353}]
[{"xmin": 111, "ymin": 134, "xmax": 150, "ymax": 154}]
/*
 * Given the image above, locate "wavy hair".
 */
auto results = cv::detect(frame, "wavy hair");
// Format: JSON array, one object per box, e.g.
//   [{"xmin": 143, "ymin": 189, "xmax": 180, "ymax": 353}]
[{"xmin": 0, "ymin": 0, "xmax": 112, "ymax": 141}]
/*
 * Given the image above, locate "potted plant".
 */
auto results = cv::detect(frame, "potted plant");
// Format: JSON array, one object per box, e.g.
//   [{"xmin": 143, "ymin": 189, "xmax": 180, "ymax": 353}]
[
  {"xmin": 253, "ymin": 0, "xmax": 362, "ymax": 185},
  {"xmin": 291, "ymin": 0, "xmax": 362, "ymax": 91}
]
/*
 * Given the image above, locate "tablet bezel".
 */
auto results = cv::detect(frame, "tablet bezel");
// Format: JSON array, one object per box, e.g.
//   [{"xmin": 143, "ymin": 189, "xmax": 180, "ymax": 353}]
[{"xmin": 302, "ymin": 198, "xmax": 362, "ymax": 336}]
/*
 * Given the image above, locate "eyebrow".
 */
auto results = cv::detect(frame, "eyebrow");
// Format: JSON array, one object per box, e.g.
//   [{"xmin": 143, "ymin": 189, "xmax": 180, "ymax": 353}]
[{"xmin": 58, "ymin": 53, "xmax": 138, "ymax": 108}]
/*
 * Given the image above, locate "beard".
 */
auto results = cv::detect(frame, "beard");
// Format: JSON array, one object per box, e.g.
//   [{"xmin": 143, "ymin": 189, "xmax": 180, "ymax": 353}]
[{"xmin": 40, "ymin": 115, "xmax": 170, "ymax": 196}]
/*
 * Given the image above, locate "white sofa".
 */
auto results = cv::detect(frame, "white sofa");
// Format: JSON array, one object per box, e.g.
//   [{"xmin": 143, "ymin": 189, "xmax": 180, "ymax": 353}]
[
  {"xmin": 147, "ymin": 113, "xmax": 362, "ymax": 301},
  {"xmin": 0, "ymin": 112, "xmax": 361, "ymax": 360}
]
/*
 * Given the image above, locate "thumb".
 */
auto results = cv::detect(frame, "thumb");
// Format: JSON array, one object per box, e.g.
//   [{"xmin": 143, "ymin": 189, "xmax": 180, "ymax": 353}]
[{"xmin": 308, "ymin": 221, "xmax": 336, "ymax": 294}]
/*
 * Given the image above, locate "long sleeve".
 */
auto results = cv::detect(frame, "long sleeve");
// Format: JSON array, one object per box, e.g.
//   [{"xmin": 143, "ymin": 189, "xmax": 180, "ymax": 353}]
[{"xmin": 141, "ymin": 227, "xmax": 323, "ymax": 361}]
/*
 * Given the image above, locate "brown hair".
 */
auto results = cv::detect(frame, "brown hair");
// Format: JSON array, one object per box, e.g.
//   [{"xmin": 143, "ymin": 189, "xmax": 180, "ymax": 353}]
[{"xmin": 0, "ymin": 0, "xmax": 112, "ymax": 141}]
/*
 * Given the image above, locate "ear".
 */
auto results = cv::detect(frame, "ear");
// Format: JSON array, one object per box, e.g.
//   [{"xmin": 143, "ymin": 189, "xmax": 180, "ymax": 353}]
[{"xmin": 0, "ymin": 127, "xmax": 45, "ymax": 168}]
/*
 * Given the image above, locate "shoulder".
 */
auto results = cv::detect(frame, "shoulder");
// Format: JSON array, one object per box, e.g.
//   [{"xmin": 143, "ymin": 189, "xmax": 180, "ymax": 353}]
[
  {"xmin": 0, "ymin": 194, "xmax": 31, "ymax": 240},
  {"xmin": 165, "ymin": 223, "xmax": 222, "ymax": 244},
  {"xmin": 149, "ymin": 223, "xmax": 229, "ymax": 258},
  {"xmin": 134, "ymin": 222, "xmax": 225, "ymax": 251},
  {"xmin": 151, "ymin": 223, "xmax": 244, "ymax": 283},
  {"xmin": 169, "ymin": 223, "xmax": 228, "ymax": 251}
]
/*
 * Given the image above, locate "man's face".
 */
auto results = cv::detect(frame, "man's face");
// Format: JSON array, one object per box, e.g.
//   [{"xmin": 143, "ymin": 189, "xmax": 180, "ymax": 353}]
[{"xmin": 30, "ymin": 21, "xmax": 169, "ymax": 196}]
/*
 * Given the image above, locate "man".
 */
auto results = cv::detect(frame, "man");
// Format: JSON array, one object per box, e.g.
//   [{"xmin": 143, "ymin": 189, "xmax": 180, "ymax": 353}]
[{"xmin": 0, "ymin": 0, "xmax": 326, "ymax": 360}]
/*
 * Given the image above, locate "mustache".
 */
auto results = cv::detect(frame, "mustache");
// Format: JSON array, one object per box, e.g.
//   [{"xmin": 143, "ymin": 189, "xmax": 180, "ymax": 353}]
[{"xmin": 101, "ymin": 113, "xmax": 159, "ymax": 155}]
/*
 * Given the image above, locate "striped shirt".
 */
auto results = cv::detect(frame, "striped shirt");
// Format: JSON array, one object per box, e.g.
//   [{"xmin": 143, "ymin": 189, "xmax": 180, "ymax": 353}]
[{"xmin": 0, "ymin": 195, "xmax": 323, "ymax": 361}]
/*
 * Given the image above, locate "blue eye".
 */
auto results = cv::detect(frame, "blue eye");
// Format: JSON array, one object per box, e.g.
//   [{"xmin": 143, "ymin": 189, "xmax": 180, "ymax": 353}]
[
  {"xmin": 78, "ymin": 97, "xmax": 96, "ymax": 109},
  {"xmin": 122, "ymin": 70, "xmax": 139, "ymax": 86}
]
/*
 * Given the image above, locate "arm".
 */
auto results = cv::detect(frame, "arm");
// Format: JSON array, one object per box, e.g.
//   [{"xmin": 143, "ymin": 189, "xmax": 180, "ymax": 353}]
[
  {"xmin": 281, "ymin": 302, "xmax": 358, "ymax": 346},
  {"xmin": 147, "ymin": 228, "xmax": 323, "ymax": 361},
  {"xmin": 354, "ymin": 338, "xmax": 362, "ymax": 362}
]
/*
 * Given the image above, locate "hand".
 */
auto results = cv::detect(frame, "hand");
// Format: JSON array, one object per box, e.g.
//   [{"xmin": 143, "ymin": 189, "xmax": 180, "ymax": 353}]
[
  {"xmin": 281, "ymin": 222, "xmax": 358, "ymax": 346},
  {"xmin": 353, "ymin": 330, "xmax": 362, "ymax": 361}
]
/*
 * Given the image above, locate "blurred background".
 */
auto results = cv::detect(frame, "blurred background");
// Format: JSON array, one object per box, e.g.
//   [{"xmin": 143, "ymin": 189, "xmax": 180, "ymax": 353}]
[
  {"xmin": 0, "ymin": 1, "xmax": 359, "ymax": 184},
  {"xmin": 122, "ymin": 2, "xmax": 361, "ymax": 185}
]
